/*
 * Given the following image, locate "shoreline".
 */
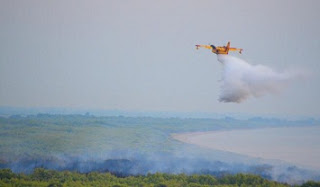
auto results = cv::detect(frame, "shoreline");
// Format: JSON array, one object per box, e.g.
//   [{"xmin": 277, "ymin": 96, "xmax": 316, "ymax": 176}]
[{"xmin": 171, "ymin": 126, "xmax": 320, "ymax": 171}]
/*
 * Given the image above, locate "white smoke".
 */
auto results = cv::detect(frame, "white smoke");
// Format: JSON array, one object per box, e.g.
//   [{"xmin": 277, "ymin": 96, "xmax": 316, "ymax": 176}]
[{"xmin": 217, "ymin": 55, "xmax": 304, "ymax": 103}]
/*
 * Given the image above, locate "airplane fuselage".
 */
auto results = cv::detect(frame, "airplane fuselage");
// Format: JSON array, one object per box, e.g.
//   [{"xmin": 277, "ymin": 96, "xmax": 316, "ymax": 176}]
[{"xmin": 195, "ymin": 42, "xmax": 242, "ymax": 55}]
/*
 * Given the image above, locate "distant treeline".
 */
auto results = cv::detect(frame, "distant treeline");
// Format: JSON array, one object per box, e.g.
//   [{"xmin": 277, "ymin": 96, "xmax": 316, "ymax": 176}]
[{"xmin": 2, "ymin": 168, "xmax": 319, "ymax": 187}]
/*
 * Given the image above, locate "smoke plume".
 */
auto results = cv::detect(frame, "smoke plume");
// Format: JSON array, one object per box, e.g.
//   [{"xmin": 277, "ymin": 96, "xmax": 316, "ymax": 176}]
[
  {"xmin": 2, "ymin": 151, "xmax": 319, "ymax": 184},
  {"xmin": 217, "ymin": 55, "xmax": 303, "ymax": 103}
]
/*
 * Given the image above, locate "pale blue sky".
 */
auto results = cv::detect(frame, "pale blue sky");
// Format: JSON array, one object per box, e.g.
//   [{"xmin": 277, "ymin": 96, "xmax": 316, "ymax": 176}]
[{"xmin": 1, "ymin": 0, "xmax": 320, "ymax": 117}]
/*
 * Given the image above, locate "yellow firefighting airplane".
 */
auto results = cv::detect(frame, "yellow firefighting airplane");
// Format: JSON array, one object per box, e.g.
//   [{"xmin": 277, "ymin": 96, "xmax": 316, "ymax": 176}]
[{"xmin": 195, "ymin": 41, "xmax": 243, "ymax": 55}]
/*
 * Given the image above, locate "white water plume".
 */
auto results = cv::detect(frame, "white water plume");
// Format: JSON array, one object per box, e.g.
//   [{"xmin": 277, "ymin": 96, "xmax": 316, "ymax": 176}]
[{"xmin": 217, "ymin": 55, "xmax": 303, "ymax": 103}]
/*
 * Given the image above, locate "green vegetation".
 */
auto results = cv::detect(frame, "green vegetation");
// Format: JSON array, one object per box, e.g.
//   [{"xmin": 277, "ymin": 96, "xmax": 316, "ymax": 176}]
[
  {"xmin": 0, "ymin": 168, "xmax": 308, "ymax": 187},
  {"xmin": 0, "ymin": 114, "xmax": 318, "ymax": 184},
  {"xmin": 0, "ymin": 114, "xmax": 311, "ymax": 160}
]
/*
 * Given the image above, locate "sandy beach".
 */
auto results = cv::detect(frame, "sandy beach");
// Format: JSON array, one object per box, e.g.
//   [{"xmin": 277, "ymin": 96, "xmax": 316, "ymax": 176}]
[{"xmin": 172, "ymin": 126, "xmax": 320, "ymax": 170}]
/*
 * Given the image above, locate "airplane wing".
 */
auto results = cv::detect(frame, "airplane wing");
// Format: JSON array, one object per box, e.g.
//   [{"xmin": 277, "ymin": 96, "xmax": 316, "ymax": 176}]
[
  {"xmin": 195, "ymin": 45, "xmax": 212, "ymax": 50},
  {"xmin": 228, "ymin": 48, "xmax": 243, "ymax": 54}
]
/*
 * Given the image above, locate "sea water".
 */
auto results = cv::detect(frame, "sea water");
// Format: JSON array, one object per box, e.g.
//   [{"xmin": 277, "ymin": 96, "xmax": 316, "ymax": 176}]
[{"xmin": 173, "ymin": 126, "xmax": 320, "ymax": 170}]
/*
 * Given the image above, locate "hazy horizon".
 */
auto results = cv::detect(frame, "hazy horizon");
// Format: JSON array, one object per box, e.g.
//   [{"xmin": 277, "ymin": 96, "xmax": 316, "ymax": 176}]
[{"xmin": 1, "ymin": 105, "xmax": 319, "ymax": 120}]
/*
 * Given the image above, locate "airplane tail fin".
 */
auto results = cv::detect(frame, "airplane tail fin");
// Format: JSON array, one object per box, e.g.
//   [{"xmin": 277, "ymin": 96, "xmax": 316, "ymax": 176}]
[
  {"xmin": 226, "ymin": 41, "xmax": 230, "ymax": 49},
  {"xmin": 225, "ymin": 41, "xmax": 231, "ymax": 54}
]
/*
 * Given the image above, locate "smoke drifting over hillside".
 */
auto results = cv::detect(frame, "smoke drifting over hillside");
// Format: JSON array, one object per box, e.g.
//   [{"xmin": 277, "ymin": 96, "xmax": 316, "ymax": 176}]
[
  {"xmin": 1, "ymin": 151, "xmax": 318, "ymax": 184},
  {"xmin": 217, "ymin": 55, "xmax": 303, "ymax": 103}
]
